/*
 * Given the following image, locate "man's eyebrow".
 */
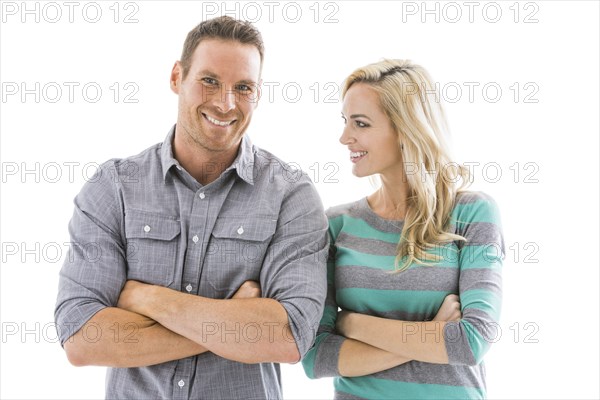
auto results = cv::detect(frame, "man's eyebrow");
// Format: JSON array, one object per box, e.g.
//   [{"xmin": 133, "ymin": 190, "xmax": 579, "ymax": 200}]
[
  {"xmin": 196, "ymin": 70, "xmax": 219, "ymax": 79},
  {"xmin": 237, "ymin": 79, "xmax": 258, "ymax": 87}
]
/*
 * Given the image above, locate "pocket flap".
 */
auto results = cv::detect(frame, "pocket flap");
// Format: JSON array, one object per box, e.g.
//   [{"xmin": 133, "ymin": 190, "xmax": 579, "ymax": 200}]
[
  {"xmin": 125, "ymin": 210, "xmax": 180, "ymax": 240},
  {"xmin": 211, "ymin": 216, "xmax": 277, "ymax": 242}
]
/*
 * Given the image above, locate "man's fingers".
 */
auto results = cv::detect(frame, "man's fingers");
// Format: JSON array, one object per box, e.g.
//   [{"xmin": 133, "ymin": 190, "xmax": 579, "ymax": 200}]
[{"xmin": 232, "ymin": 280, "xmax": 262, "ymax": 299}]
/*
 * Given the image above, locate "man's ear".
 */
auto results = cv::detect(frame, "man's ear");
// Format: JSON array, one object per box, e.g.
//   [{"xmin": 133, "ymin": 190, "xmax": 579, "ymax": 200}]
[
  {"xmin": 170, "ymin": 61, "xmax": 182, "ymax": 94},
  {"xmin": 253, "ymin": 78, "xmax": 263, "ymax": 109}
]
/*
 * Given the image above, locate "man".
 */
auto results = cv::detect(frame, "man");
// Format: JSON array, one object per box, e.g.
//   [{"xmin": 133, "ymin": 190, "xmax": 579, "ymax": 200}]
[{"xmin": 55, "ymin": 16, "xmax": 328, "ymax": 399}]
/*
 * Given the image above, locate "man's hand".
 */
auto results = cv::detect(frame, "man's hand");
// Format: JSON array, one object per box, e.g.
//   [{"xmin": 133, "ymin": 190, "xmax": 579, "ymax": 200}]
[
  {"xmin": 433, "ymin": 294, "xmax": 462, "ymax": 322},
  {"xmin": 117, "ymin": 279, "xmax": 261, "ymax": 314},
  {"xmin": 117, "ymin": 280, "xmax": 153, "ymax": 315},
  {"xmin": 232, "ymin": 280, "xmax": 261, "ymax": 299}
]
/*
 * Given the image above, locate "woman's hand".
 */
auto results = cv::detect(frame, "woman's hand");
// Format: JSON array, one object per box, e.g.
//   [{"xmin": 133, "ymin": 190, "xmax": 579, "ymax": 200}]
[
  {"xmin": 336, "ymin": 310, "xmax": 358, "ymax": 339},
  {"xmin": 433, "ymin": 294, "xmax": 462, "ymax": 321}
]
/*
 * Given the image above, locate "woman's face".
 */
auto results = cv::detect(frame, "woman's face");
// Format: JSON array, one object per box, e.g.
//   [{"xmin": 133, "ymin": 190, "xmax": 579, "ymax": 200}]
[{"xmin": 340, "ymin": 83, "xmax": 404, "ymax": 178}]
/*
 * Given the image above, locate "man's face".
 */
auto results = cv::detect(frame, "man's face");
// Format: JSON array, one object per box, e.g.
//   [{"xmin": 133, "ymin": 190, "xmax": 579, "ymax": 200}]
[{"xmin": 171, "ymin": 39, "xmax": 261, "ymax": 154}]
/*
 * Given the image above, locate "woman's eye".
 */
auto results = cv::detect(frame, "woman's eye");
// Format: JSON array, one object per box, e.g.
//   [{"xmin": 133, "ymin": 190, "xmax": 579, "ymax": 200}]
[{"xmin": 355, "ymin": 120, "xmax": 368, "ymax": 128}]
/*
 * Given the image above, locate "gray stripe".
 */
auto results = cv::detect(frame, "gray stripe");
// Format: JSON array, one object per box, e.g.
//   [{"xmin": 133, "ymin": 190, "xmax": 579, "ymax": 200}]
[
  {"xmin": 460, "ymin": 222, "xmax": 504, "ymax": 254},
  {"xmin": 355, "ymin": 197, "xmax": 405, "ymax": 233},
  {"xmin": 334, "ymin": 391, "xmax": 367, "ymax": 400},
  {"xmin": 444, "ymin": 321, "xmax": 477, "ymax": 366},
  {"xmin": 371, "ymin": 361, "xmax": 485, "ymax": 388},
  {"xmin": 456, "ymin": 191, "xmax": 492, "ymax": 204},
  {"xmin": 335, "ymin": 265, "xmax": 459, "ymax": 292},
  {"xmin": 317, "ymin": 324, "xmax": 334, "ymax": 336},
  {"xmin": 313, "ymin": 334, "xmax": 345, "ymax": 378},
  {"xmin": 328, "ymin": 197, "xmax": 405, "ymax": 233},
  {"xmin": 336, "ymin": 231, "xmax": 399, "ymax": 256},
  {"xmin": 459, "ymin": 269, "xmax": 502, "ymax": 297},
  {"xmin": 327, "ymin": 200, "xmax": 361, "ymax": 220}
]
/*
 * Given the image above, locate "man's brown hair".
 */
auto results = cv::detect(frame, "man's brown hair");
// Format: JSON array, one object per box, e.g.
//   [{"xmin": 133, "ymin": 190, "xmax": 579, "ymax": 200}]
[{"xmin": 180, "ymin": 16, "xmax": 264, "ymax": 80}]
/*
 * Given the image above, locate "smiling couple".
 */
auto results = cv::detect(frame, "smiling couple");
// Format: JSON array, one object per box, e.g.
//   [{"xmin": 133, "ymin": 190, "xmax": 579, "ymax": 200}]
[{"xmin": 55, "ymin": 16, "xmax": 504, "ymax": 400}]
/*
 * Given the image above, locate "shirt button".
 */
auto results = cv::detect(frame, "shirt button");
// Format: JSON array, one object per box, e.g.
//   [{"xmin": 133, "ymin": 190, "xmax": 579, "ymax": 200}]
[
  {"xmin": 143, "ymin": 225, "xmax": 151, "ymax": 233},
  {"xmin": 237, "ymin": 226, "xmax": 244, "ymax": 235},
  {"xmin": 199, "ymin": 192, "xmax": 205, "ymax": 199},
  {"xmin": 178, "ymin": 379, "xmax": 185, "ymax": 388},
  {"xmin": 186, "ymin": 284, "xmax": 193, "ymax": 292},
  {"xmin": 192, "ymin": 235, "xmax": 199, "ymax": 243}
]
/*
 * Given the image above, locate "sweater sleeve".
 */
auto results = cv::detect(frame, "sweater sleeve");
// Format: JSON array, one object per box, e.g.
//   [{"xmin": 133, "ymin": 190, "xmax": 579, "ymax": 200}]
[
  {"xmin": 301, "ymin": 228, "xmax": 347, "ymax": 378},
  {"xmin": 444, "ymin": 191, "xmax": 504, "ymax": 365}
]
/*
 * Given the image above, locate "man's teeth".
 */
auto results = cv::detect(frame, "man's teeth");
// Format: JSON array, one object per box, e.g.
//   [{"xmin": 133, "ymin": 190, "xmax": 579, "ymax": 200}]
[
  {"xmin": 205, "ymin": 114, "xmax": 234, "ymax": 126},
  {"xmin": 350, "ymin": 151, "xmax": 368, "ymax": 158}
]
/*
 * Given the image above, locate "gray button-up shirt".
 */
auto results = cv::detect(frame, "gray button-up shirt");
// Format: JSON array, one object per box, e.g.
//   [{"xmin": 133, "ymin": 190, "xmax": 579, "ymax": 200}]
[{"xmin": 55, "ymin": 126, "xmax": 328, "ymax": 399}]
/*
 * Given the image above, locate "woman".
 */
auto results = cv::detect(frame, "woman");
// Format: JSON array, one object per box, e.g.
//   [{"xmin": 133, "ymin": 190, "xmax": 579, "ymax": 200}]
[{"xmin": 302, "ymin": 60, "xmax": 504, "ymax": 399}]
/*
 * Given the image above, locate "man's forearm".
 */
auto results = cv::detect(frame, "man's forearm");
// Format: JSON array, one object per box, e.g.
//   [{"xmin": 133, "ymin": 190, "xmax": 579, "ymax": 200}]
[
  {"xmin": 338, "ymin": 338, "xmax": 412, "ymax": 377},
  {"xmin": 134, "ymin": 286, "xmax": 299, "ymax": 364},
  {"xmin": 64, "ymin": 307, "xmax": 208, "ymax": 368}
]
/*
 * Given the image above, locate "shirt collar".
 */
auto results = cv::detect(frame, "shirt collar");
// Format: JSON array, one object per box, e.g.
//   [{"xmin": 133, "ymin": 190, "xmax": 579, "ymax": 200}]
[
  {"xmin": 225, "ymin": 134, "xmax": 255, "ymax": 185},
  {"xmin": 160, "ymin": 125, "xmax": 179, "ymax": 180},
  {"xmin": 161, "ymin": 125, "xmax": 255, "ymax": 185}
]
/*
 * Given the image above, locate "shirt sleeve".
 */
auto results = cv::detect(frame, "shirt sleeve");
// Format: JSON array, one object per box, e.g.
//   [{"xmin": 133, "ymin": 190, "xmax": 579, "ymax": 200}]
[
  {"xmin": 259, "ymin": 173, "xmax": 329, "ymax": 360},
  {"xmin": 54, "ymin": 161, "xmax": 127, "ymax": 346},
  {"xmin": 444, "ymin": 191, "xmax": 504, "ymax": 365},
  {"xmin": 301, "ymin": 230, "xmax": 347, "ymax": 378}
]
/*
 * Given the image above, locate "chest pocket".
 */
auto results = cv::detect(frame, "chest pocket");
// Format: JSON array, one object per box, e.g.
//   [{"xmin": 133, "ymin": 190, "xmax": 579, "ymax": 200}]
[
  {"xmin": 125, "ymin": 210, "xmax": 180, "ymax": 287},
  {"xmin": 204, "ymin": 216, "xmax": 277, "ymax": 295}
]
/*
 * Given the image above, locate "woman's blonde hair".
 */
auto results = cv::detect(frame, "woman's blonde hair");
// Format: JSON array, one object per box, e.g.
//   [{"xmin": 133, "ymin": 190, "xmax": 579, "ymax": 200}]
[{"xmin": 342, "ymin": 59, "xmax": 471, "ymax": 272}]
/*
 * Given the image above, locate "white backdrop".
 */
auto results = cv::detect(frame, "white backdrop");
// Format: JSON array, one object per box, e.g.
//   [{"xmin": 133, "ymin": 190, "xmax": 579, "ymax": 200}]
[{"xmin": 1, "ymin": 1, "xmax": 598, "ymax": 399}]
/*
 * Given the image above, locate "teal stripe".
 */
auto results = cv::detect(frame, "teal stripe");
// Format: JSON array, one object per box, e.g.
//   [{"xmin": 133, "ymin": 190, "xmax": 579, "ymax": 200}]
[
  {"xmin": 335, "ymin": 376, "xmax": 485, "ymax": 399},
  {"xmin": 451, "ymin": 200, "xmax": 500, "ymax": 226},
  {"xmin": 329, "ymin": 215, "xmax": 400, "ymax": 243},
  {"xmin": 320, "ymin": 305, "xmax": 337, "ymax": 329},
  {"xmin": 339, "ymin": 288, "xmax": 447, "ymax": 314},
  {"xmin": 462, "ymin": 289, "xmax": 502, "ymax": 321},
  {"xmin": 460, "ymin": 245, "xmax": 503, "ymax": 270}
]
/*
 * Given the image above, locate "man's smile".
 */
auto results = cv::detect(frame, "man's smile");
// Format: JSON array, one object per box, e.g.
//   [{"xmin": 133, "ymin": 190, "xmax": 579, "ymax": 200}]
[{"xmin": 202, "ymin": 112, "xmax": 236, "ymax": 127}]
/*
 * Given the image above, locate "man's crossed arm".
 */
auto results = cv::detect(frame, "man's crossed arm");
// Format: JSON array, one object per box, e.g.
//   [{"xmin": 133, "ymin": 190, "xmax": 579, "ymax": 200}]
[{"xmin": 64, "ymin": 280, "xmax": 298, "ymax": 368}]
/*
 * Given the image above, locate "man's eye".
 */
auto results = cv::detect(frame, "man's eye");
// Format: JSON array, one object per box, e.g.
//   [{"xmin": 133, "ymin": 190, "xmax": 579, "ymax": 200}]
[
  {"xmin": 236, "ymin": 84, "xmax": 252, "ymax": 92},
  {"xmin": 202, "ymin": 78, "xmax": 218, "ymax": 85}
]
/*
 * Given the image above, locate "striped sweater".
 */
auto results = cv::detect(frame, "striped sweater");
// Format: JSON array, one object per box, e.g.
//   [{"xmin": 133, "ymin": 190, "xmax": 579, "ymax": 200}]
[{"xmin": 302, "ymin": 191, "xmax": 504, "ymax": 399}]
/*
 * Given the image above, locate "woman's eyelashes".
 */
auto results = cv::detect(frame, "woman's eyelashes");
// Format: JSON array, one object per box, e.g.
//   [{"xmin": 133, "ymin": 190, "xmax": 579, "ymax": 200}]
[{"xmin": 341, "ymin": 115, "xmax": 371, "ymax": 128}]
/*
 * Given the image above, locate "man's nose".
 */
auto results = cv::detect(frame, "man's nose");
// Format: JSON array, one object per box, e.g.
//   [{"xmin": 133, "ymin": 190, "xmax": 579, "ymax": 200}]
[{"xmin": 214, "ymin": 88, "xmax": 236, "ymax": 114}]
